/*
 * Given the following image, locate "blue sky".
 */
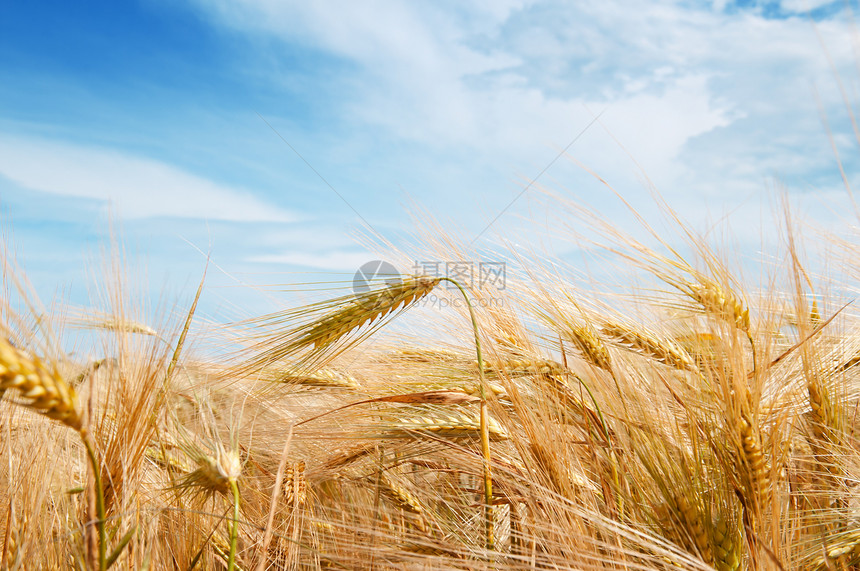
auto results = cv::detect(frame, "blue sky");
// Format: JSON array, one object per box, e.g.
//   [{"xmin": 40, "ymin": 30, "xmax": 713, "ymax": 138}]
[{"xmin": 1, "ymin": 0, "xmax": 859, "ymax": 322}]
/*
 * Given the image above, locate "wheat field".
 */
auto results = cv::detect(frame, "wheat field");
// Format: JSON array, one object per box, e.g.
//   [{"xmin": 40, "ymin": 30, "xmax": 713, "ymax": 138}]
[{"xmin": 0, "ymin": 195, "xmax": 858, "ymax": 570}]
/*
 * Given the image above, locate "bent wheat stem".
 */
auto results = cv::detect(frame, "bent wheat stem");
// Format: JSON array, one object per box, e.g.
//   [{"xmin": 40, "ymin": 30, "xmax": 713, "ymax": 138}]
[
  {"xmin": 0, "ymin": 338, "xmax": 109, "ymax": 569},
  {"xmin": 440, "ymin": 277, "xmax": 494, "ymax": 551}
]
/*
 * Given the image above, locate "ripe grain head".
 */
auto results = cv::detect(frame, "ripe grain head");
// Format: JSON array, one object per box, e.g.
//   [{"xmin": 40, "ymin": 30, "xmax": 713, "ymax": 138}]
[{"xmin": 0, "ymin": 338, "xmax": 81, "ymax": 430}]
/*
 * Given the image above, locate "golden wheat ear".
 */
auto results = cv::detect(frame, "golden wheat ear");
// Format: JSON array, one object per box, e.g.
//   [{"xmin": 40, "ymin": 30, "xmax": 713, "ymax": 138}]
[
  {"xmin": 566, "ymin": 325, "xmax": 612, "ymax": 371},
  {"xmin": 601, "ymin": 322, "xmax": 696, "ymax": 371},
  {"xmin": 238, "ymin": 276, "xmax": 442, "ymax": 374},
  {"xmin": 0, "ymin": 338, "xmax": 81, "ymax": 430}
]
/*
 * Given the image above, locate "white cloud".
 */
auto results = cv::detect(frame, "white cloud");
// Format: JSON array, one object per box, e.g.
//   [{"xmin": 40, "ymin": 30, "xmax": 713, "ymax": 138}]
[
  {"xmin": 186, "ymin": 0, "xmax": 859, "ymax": 236},
  {"xmin": 0, "ymin": 134, "xmax": 295, "ymax": 222},
  {"xmin": 779, "ymin": 0, "xmax": 837, "ymax": 13},
  {"xmin": 188, "ymin": 1, "xmax": 838, "ymax": 153},
  {"xmin": 249, "ymin": 249, "xmax": 374, "ymax": 270}
]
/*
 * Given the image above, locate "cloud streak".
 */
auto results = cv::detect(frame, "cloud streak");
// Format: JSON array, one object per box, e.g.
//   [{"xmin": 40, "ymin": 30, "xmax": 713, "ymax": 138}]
[{"xmin": 0, "ymin": 134, "xmax": 295, "ymax": 222}]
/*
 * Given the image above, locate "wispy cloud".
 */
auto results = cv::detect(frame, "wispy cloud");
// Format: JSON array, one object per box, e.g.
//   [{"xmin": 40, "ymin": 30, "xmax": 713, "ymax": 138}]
[
  {"xmin": 248, "ymin": 249, "xmax": 374, "ymax": 271},
  {"xmin": 188, "ymin": 0, "xmax": 858, "ymax": 202},
  {"xmin": 0, "ymin": 134, "xmax": 295, "ymax": 222}
]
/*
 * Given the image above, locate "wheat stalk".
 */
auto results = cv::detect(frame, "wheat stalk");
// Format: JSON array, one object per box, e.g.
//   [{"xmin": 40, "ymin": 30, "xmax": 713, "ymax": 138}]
[{"xmin": 212, "ymin": 533, "xmax": 249, "ymax": 571}]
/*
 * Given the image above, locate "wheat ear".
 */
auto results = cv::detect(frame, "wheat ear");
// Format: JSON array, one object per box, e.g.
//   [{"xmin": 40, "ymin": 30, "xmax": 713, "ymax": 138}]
[
  {"xmin": 283, "ymin": 461, "xmax": 306, "ymax": 507},
  {"xmin": 712, "ymin": 515, "xmax": 742, "ymax": 571},
  {"xmin": 273, "ymin": 368, "xmax": 359, "ymax": 389},
  {"xmin": 0, "ymin": 338, "xmax": 81, "ymax": 429},
  {"xmin": 308, "ymin": 277, "xmax": 441, "ymax": 349},
  {"xmin": 678, "ymin": 277, "xmax": 757, "ymax": 371},
  {"xmin": 377, "ymin": 472, "xmax": 428, "ymax": 532},
  {"xmin": 808, "ymin": 376, "xmax": 837, "ymax": 445},
  {"xmin": 388, "ymin": 408, "xmax": 509, "ymax": 440},
  {"xmin": 242, "ymin": 276, "xmax": 441, "ymax": 371},
  {"xmin": 481, "ymin": 357, "xmax": 566, "ymax": 377},
  {"xmin": 674, "ymin": 493, "xmax": 713, "ymax": 565},
  {"xmin": 0, "ymin": 340, "xmax": 113, "ymax": 566},
  {"xmin": 568, "ymin": 326, "xmax": 612, "ymax": 371},
  {"xmin": 812, "ymin": 529, "xmax": 860, "ymax": 570},
  {"xmin": 737, "ymin": 413, "xmax": 769, "ymax": 512},
  {"xmin": 0, "ymin": 338, "xmax": 119, "ymax": 569},
  {"xmin": 685, "ymin": 278, "xmax": 750, "ymax": 332},
  {"xmin": 176, "ymin": 439, "xmax": 243, "ymax": 571},
  {"xmin": 601, "ymin": 323, "xmax": 696, "ymax": 371}
]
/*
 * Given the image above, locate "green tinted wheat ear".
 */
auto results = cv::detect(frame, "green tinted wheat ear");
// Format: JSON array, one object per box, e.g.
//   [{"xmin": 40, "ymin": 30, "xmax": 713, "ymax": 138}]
[
  {"xmin": 176, "ymin": 440, "xmax": 243, "ymax": 571},
  {"xmin": 175, "ymin": 439, "xmax": 242, "ymax": 499},
  {"xmin": 712, "ymin": 515, "xmax": 742, "ymax": 571},
  {"xmin": 0, "ymin": 338, "xmax": 81, "ymax": 430},
  {"xmin": 673, "ymin": 494, "xmax": 713, "ymax": 565}
]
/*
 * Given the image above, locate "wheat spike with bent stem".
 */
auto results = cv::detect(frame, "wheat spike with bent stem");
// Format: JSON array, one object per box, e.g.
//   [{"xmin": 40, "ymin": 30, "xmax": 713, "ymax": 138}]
[
  {"xmin": 175, "ymin": 435, "xmax": 243, "ymax": 571},
  {"xmin": 242, "ymin": 272, "xmax": 497, "ymax": 550},
  {"xmin": 239, "ymin": 276, "xmax": 442, "ymax": 372},
  {"xmin": 0, "ymin": 337, "xmax": 120, "ymax": 570}
]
